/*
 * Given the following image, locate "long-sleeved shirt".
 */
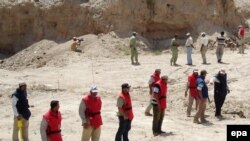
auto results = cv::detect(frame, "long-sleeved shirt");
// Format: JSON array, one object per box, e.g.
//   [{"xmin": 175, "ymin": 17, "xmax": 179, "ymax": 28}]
[
  {"xmin": 130, "ymin": 36, "xmax": 136, "ymax": 49},
  {"xmin": 12, "ymin": 95, "xmax": 19, "ymax": 117},
  {"xmin": 40, "ymin": 117, "xmax": 50, "ymax": 141},
  {"xmin": 79, "ymin": 100, "xmax": 89, "ymax": 125}
]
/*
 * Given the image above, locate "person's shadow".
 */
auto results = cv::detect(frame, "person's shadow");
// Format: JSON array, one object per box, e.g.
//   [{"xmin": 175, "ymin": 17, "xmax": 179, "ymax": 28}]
[
  {"xmin": 202, "ymin": 121, "xmax": 214, "ymax": 126},
  {"xmin": 159, "ymin": 131, "xmax": 176, "ymax": 137}
]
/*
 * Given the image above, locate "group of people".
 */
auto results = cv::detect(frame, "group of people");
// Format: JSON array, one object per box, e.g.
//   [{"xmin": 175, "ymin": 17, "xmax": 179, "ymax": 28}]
[
  {"xmin": 128, "ymin": 25, "xmax": 247, "ymax": 66},
  {"xmin": 12, "ymin": 66, "xmax": 230, "ymax": 141}
]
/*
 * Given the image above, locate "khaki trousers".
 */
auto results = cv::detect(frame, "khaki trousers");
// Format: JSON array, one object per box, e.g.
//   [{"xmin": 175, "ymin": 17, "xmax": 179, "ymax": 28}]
[
  {"xmin": 200, "ymin": 46, "xmax": 207, "ymax": 64},
  {"xmin": 81, "ymin": 126, "xmax": 101, "ymax": 141},
  {"xmin": 194, "ymin": 99, "xmax": 207, "ymax": 121},
  {"xmin": 152, "ymin": 105, "xmax": 165, "ymax": 133},
  {"xmin": 13, "ymin": 117, "xmax": 29, "ymax": 141},
  {"xmin": 187, "ymin": 94, "xmax": 199, "ymax": 116}
]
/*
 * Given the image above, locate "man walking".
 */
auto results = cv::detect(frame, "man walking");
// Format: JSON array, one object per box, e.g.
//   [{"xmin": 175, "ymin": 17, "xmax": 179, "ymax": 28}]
[
  {"xmin": 130, "ymin": 32, "xmax": 139, "ymax": 65},
  {"xmin": 185, "ymin": 69, "xmax": 199, "ymax": 117},
  {"xmin": 12, "ymin": 81, "xmax": 31, "ymax": 141},
  {"xmin": 145, "ymin": 69, "xmax": 161, "ymax": 116},
  {"xmin": 210, "ymin": 69, "xmax": 230, "ymax": 119},
  {"xmin": 170, "ymin": 34, "xmax": 179, "ymax": 66},
  {"xmin": 200, "ymin": 32, "xmax": 209, "ymax": 64},
  {"xmin": 79, "ymin": 85, "xmax": 102, "ymax": 141},
  {"xmin": 216, "ymin": 31, "xmax": 226, "ymax": 63},
  {"xmin": 193, "ymin": 70, "xmax": 209, "ymax": 124},
  {"xmin": 185, "ymin": 33, "xmax": 194, "ymax": 65},
  {"xmin": 151, "ymin": 75, "xmax": 168, "ymax": 136},
  {"xmin": 40, "ymin": 100, "xmax": 63, "ymax": 141},
  {"xmin": 238, "ymin": 25, "xmax": 245, "ymax": 54},
  {"xmin": 115, "ymin": 83, "xmax": 134, "ymax": 141}
]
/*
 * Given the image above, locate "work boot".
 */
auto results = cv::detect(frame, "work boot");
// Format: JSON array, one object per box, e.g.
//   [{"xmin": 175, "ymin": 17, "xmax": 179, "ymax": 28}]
[
  {"xmin": 201, "ymin": 118, "xmax": 208, "ymax": 123},
  {"xmin": 193, "ymin": 118, "xmax": 201, "ymax": 124},
  {"xmin": 145, "ymin": 112, "xmax": 153, "ymax": 116},
  {"xmin": 153, "ymin": 132, "xmax": 159, "ymax": 136},
  {"xmin": 159, "ymin": 130, "xmax": 166, "ymax": 134}
]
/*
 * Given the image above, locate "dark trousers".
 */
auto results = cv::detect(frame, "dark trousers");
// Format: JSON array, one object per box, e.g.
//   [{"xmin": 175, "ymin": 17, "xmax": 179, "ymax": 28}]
[
  {"xmin": 214, "ymin": 92, "xmax": 226, "ymax": 116},
  {"xmin": 115, "ymin": 116, "xmax": 131, "ymax": 141},
  {"xmin": 152, "ymin": 105, "xmax": 165, "ymax": 133}
]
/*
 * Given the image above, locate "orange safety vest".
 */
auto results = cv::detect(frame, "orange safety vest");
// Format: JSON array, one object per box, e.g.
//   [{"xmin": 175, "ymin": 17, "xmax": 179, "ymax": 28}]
[
  {"xmin": 44, "ymin": 110, "xmax": 62, "ymax": 141},
  {"xmin": 150, "ymin": 73, "xmax": 160, "ymax": 88},
  {"xmin": 119, "ymin": 92, "xmax": 134, "ymax": 121},
  {"xmin": 188, "ymin": 73, "xmax": 198, "ymax": 98},
  {"xmin": 83, "ymin": 95, "xmax": 103, "ymax": 128},
  {"xmin": 155, "ymin": 79, "xmax": 168, "ymax": 110}
]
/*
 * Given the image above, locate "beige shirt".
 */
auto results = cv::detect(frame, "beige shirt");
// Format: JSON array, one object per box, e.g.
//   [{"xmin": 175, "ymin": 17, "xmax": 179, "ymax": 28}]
[
  {"xmin": 201, "ymin": 36, "xmax": 209, "ymax": 46},
  {"xmin": 79, "ymin": 100, "xmax": 89, "ymax": 125},
  {"xmin": 40, "ymin": 117, "xmax": 50, "ymax": 141}
]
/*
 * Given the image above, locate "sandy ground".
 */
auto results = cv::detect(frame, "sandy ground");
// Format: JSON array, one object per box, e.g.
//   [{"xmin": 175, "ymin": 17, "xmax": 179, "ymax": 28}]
[{"xmin": 0, "ymin": 38, "xmax": 250, "ymax": 141}]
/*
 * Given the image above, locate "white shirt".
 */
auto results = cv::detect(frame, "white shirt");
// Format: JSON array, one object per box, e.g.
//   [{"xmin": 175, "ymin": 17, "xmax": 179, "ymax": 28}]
[
  {"xmin": 185, "ymin": 36, "xmax": 193, "ymax": 47},
  {"xmin": 200, "ymin": 36, "xmax": 209, "ymax": 46}
]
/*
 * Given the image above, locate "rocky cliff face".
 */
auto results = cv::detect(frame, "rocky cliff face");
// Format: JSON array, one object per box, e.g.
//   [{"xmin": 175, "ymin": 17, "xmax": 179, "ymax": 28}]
[{"xmin": 0, "ymin": 0, "xmax": 249, "ymax": 54}]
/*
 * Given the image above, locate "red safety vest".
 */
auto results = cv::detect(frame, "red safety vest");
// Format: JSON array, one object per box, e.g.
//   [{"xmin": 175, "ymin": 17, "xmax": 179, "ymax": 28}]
[
  {"xmin": 83, "ymin": 95, "xmax": 103, "ymax": 128},
  {"xmin": 188, "ymin": 73, "xmax": 198, "ymax": 98},
  {"xmin": 155, "ymin": 79, "xmax": 168, "ymax": 110},
  {"xmin": 239, "ymin": 27, "xmax": 245, "ymax": 38},
  {"xmin": 150, "ymin": 73, "xmax": 160, "ymax": 88},
  {"xmin": 44, "ymin": 110, "xmax": 62, "ymax": 141},
  {"xmin": 119, "ymin": 92, "xmax": 134, "ymax": 121}
]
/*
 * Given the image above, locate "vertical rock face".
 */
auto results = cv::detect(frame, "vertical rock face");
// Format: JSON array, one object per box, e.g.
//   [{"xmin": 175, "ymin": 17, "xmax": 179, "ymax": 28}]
[{"xmin": 0, "ymin": 0, "xmax": 249, "ymax": 54}]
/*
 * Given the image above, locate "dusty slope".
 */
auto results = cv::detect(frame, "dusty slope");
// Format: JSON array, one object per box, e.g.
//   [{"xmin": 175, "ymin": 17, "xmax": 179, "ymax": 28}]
[{"xmin": 0, "ymin": 42, "xmax": 249, "ymax": 141}]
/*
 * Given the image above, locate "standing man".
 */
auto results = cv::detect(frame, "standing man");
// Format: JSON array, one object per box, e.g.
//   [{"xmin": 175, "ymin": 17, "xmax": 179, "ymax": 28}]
[
  {"xmin": 151, "ymin": 75, "xmax": 168, "ymax": 136},
  {"xmin": 145, "ymin": 69, "xmax": 161, "ymax": 116},
  {"xmin": 185, "ymin": 33, "xmax": 195, "ymax": 65},
  {"xmin": 210, "ymin": 69, "xmax": 230, "ymax": 119},
  {"xmin": 238, "ymin": 25, "xmax": 245, "ymax": 54},
  {"xmin": 40, "ymin": 100, "xmax": 62, "ymax": 141},
  {"xmin": 79, "ymin": 85, "xmax": 102, "ymax": 141},
  {"xmin": 193, "ymin": 70, "xmax": 209, "ymax": 124},
  {"xmin": 185, "ymin": 69, "xmax": 199, "ymax": 117},
  {"xmin": 170, "ymin": 34, "xmax": 179, "ymax": 66},
  {"xmin": 216, "ymin": 31, "xmax": 226, "ymax": 63},
  {"xmin": 200, "ymin": 32, "xmax": 209, "ymax": 64},
  {"xmin": 115, "ymin": 83, "xmax": 134, "ymax": 141},
  {"xmin": 130, "ymin": 32, "xmax": 139, "ymax": 65},
  {"xmin": 12, "ymin": 81, "xmax": 31, "ymax": 141}
]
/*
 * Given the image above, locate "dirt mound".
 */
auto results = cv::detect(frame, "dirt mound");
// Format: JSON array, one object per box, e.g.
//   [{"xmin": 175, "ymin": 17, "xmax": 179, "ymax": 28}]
[{"xmin": 0, "ymin": 32, "xmax": 151, "ymax": 70}]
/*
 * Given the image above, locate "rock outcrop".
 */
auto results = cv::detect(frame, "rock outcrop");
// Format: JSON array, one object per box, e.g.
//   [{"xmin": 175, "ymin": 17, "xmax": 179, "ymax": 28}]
[{"xmin": 0, "ymin": 0, "xmax": 250, "ymax": 54}]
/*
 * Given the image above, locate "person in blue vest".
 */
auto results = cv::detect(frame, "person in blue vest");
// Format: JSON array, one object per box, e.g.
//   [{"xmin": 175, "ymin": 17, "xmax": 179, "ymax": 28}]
[
  {"xmin": 12, "ymin": 81, "xmax": 31, "ymax": 141},
  {"xmin": 193, "ymin": 70, "xmax": 209, "ymax": 124},
  {"xmin": 210, "ymin": 69, "xmax": 230, "ymax": 119}
]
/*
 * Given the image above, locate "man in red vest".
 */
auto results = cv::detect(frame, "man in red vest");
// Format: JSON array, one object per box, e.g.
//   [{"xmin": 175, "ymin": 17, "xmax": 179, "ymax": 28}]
[
  {"xmin": 79, "ymin": 85, "xmax": 102, "ymax": 141},
  {"xmin": 238, "ymin": 25, "xmax": 245, "ymax": 54},
  {"xmin": 185, "ymin": 69, "xmax": 199, "ymax": 117},
  {"xmin": 151, "ymin": 75, "xmax": 168, "ymax": 136},
  {"xmin": 145, "ymin": 69, "xmax": 161, "ymax": 116},
  {"xmin": 40, "ymin": 100, "xmax": 62, "ymax": 141},
  {"xmin": 115, "ymin": 83, "xmax": 134, "ymax": 141}
]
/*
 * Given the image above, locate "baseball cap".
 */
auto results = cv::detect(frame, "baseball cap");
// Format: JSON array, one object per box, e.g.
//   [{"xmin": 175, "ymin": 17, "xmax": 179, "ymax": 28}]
[
  {"xmin": 19, "ymin": 81, "xmax": 27, "ymax": 87},
  {"xmin": 121, "ymin": 83, "xmax": 131, "ymax": 89},
  {"xmin": 186, "ymin": 32, "xmax": 190, "ymax": 36},
  {"xmin": 90, "ymin": 85, "xmax": 98, "ymax": 93},
  {"xmin": 201, "ymin": 32, "xmax": 206, "ymax": 35},
  {"xmin": 219, "ymin": 69, "xmax": 226, "ymax": 74}
]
